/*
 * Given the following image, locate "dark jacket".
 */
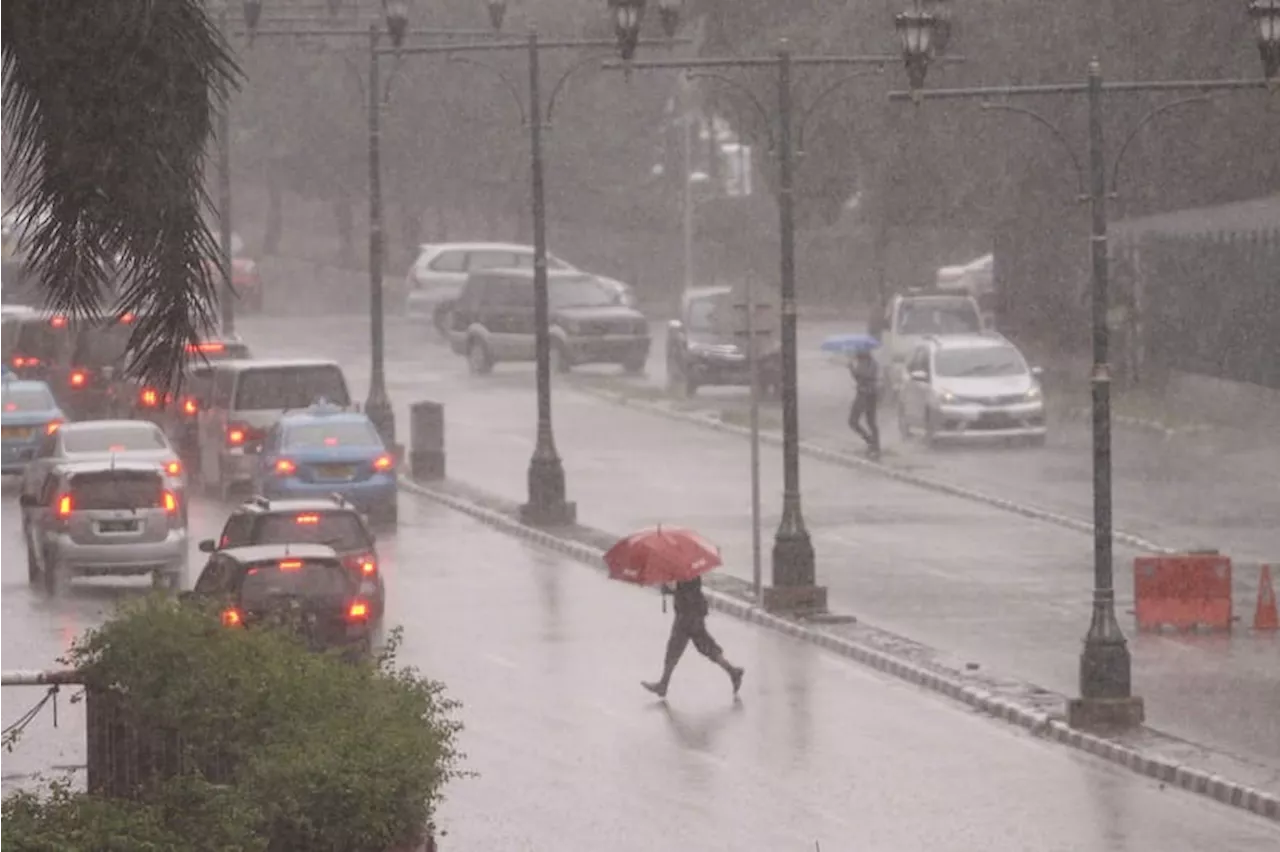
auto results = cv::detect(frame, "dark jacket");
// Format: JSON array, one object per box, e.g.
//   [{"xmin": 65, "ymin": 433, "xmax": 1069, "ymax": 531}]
[
  {"xmin": 670, "ymin": 578, "xmax": 709, "ymax": 618},
  {"xmin": 850, "ymin": 356, "xmax": 878, "ymax": 395}
]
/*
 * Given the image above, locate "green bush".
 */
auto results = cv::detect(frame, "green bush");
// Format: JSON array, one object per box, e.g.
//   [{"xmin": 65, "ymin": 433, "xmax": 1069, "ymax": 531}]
[{"xmin": 3, "ymin": 595, "xmax": 464, "ymax": 851}]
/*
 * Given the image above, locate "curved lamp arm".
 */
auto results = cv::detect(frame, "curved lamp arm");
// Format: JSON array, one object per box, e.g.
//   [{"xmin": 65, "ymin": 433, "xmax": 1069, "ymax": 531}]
[
  {"xmin": 687, "ymin": 70, "xmax": 776, "ymax": 152},
  {"xmin": 1108, "ymin": 95, "xmax": 1211, "ymax": 199},
  {"xmin": 546, "ymin": 52, "xmax": 614, "ymax": 125},
  {"xmin": 979, "ymin": 101, "xmax": 1086, "ymax": 200},
  {"xmin": 446, "ymin": 55, "xmax": 528, "ymax": 126},
  {"xmin": 796, "ymin": 66, "xmax": 887, "ymax": 155}
]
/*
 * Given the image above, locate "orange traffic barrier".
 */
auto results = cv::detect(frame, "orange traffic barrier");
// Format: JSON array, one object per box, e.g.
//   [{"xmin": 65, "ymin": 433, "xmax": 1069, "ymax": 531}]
[
  {"xmin": 1133, "ymin": 553, "xmax": 1232, "ymax": 632},
  {"xmin": 1254, "ymin": 565, "xmax": 1278, "ymax": 631}
]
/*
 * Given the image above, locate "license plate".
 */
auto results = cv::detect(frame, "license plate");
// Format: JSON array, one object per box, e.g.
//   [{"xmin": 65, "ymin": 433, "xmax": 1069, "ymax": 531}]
[
  {"xmin": 316, "ymin": 464, "xmax": 355, "ymax": 480},
  {"xmin": 98, "ymin": 520, "xmax": 139, "ymax": 533},
  {"xmin": 1, "ymin": 427, "xmax": 34, "ymax": 440}
]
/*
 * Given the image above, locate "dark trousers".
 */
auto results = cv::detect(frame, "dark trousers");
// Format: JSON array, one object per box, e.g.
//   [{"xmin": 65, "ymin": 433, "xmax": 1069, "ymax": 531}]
[
  {"xmin": 664, "ymin": 612, "xmax": 723, "ymax": 670},
  {"xmin": 848, "ymin": 393, "xmax": 879, "ymax": 450}
]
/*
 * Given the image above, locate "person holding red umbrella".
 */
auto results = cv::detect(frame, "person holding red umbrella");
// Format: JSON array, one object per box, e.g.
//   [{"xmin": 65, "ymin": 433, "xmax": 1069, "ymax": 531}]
[
  {"xmin": 603, "ymin": 526, "xmax": 744, "ymax": 698},
  {"xmin": 642, "ymin": 576, "xmax": 745, "ymax": 699}
]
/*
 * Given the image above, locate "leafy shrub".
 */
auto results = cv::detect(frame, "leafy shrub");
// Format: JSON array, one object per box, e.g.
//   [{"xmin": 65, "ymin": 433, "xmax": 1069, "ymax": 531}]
[{"xmin": 4, "ymin": 595, "xmax": 464, "ymax": 851}]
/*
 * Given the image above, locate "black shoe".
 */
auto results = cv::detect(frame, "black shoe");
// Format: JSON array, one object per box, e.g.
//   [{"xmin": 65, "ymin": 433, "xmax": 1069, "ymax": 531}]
[
  {"xmin": 729, "ymin": 667, "xmax": 744, "ymax": 695},
  {"xmin": 642, "ymin": 680, "xmax": 668, "ymax": 698}
]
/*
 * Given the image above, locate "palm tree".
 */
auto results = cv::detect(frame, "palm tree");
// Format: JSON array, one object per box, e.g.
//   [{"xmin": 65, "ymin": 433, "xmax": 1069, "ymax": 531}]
[{"xmin": 3, "ymin": 0, "xmax": 236, "ymax": 392}]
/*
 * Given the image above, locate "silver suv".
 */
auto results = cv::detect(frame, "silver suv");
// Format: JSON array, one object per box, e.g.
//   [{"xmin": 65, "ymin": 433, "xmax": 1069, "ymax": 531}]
[{"xmin": 21, "ymin": 459, "xmax": 189, "ymax": 594}]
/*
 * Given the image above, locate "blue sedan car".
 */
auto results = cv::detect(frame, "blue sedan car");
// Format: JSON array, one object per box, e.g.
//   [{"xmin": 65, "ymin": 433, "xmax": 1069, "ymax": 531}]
[
  {"xmin": 1, "ymin": 378, "xmax": 65, "ymax": 474},
  {"xmin": 254, "ymin": 404, "xmax": 398, "ymax": 525}
]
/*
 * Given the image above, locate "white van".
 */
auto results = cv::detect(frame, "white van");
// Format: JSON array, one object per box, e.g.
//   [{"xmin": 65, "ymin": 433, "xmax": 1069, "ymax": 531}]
[{"xmin": 195, "ymin": 359, "xmax": 351, "ymax": 499}]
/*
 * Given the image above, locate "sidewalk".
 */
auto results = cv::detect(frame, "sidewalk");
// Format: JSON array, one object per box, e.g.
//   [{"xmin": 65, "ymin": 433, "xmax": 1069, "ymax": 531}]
[{"xmin": 415, "ymin": 376, "xmax": 1280, "ymax": 789}]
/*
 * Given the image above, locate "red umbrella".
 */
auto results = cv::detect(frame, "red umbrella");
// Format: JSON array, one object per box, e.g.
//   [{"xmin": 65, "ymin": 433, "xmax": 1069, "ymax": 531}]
[{"xmin": 604, "ymin": 525, "xmax": 722, "ymax": 587}]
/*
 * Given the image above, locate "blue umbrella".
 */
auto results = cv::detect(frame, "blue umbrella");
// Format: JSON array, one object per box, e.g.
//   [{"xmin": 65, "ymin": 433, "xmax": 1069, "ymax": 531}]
[{"xmin": 820, "ymin": 333, "xmax": 880, "ymax": 354}]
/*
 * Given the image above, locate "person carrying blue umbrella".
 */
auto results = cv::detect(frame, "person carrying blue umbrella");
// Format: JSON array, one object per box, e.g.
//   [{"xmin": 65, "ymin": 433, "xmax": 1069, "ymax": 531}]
[{"xmin": 848, "ymin": 349, "xmax": 881, "ymax": 459}]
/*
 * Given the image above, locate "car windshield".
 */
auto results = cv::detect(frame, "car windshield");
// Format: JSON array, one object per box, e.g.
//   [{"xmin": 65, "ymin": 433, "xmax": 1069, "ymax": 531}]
[
  {"xmin": 69, "ymin": 470, "xmax": 164, "ymax": 509},
  {"xmin": 13, "ymin": 321, "xmax": 71, "ymax": 362},
  {"xmin": 240, "ymin": 560, "xmax": 352, "ymax": 607},
  {"xmin": 935, "ymin": 346, "xmax": 1027, "ymax": 378},
  {"xmin": 62, "ymin": 424, "xmax": 167, "ymax": 453},
  {"xmin": 897, "ymin": 300, "xmax": 982, "ymax": 336},
  {"xmin": 73, "ymin": 325, "xmax": 132, "ymax": 367},
  {"xmin": 549, "ymin": 278, "xmax": 614, "ymax": 309},
  {"xmin": 234, "ymin": 366, "xmax": 350, "ymax": 411},
  {"xmin": 2, "ymin": 386, "xmax": 54, "ymax": 412},
  {"xmin": 254, "ymin": 512, "xmax": 370, "ymax": 551},
  {"xmin": 687, "ymin": 294, "xmax": 729, "ymax": 332},
  {"xmin": 284, "ymin": 420, "xmax": 380, "ymax": 449}
]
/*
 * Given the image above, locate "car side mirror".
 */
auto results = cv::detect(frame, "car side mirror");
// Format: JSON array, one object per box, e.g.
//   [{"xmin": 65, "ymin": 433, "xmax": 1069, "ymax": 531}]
[
  {"xmin": 909, "ymin": 369, "xmax": 929, "ymax": 382},
  {"xmin": 18, "ymin": 493, "xmax": 38, "ymax": 508},
  {"xmin": 1030, "ymin": 366, "xmax": 1044, "ymax": 377},
  {"xmin": 668, "ymin": 319, "xmax": 683, "ymax": 332},
  {"xmin": 198, "ymin": 539, "xmax": 216, "ymax": 553}
]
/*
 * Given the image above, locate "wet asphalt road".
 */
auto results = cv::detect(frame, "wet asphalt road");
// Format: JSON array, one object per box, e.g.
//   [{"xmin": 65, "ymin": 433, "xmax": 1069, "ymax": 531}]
[{"xmin": 3, "ymin": 483, "xmax": 1279, "ymax": 849}]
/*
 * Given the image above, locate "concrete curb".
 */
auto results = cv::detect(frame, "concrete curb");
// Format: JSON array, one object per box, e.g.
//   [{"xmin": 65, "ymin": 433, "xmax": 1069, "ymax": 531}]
[
  {"xmin": 400, "ymin": 475, "xmax": 1278, "ymax": 823},
  {"xmin": 570, "ymin": 382, "xmax": 1175, "ymax": 556}
]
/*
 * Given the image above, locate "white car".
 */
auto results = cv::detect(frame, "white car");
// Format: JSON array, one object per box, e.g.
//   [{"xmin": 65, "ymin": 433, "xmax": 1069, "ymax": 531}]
[
  {"xmin": 404, "ymin": 242, "xmax": 635, "ymax": 334},
  {"xmin": 896, "ymin": 333, "xmax": 1047, "ymax": 447}
]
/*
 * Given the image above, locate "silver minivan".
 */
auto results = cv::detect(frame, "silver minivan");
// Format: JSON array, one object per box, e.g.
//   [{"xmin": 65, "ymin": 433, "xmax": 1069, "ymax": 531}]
[
  {"xmin": 21, "ymin": 459, "xmax": 188, "ymax": 594},
  {"xmin": 195, "ymin": 359, "xmax": 351, "ymax": 499}
]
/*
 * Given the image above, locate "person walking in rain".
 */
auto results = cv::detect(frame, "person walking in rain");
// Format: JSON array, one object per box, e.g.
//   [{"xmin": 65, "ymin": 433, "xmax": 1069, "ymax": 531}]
[
  {"xmin": 848, "ymin": 349, "xmax": 881, "ymax": 459},
  {"xmin": 643, "ymin": 577, "xmax": 744, "ymax": 698}
]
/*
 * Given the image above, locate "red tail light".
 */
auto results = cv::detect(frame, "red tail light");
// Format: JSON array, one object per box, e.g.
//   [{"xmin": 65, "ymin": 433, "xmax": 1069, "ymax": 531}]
[
  {"xmin": 165, "ymin": 460, "xmax": 182, "ymax": 476},
  {"xmin": 279, "ymin": 559, "xmax": 303, "ymax": 571},
  {"xmin": 163, "ymin": 491, "xmax": 178, "ymax": 513},
  {"xmin": 57, "ymin": 494, "xmax": 73, "ymax": 517},
  {"xmin": 372, "ymin": 454, "xmax": 394, "ymax": 472},
  {"xmin": 49, "ymin": 315, "xmax": 67, "ymax": 328},
  {"xmin": 12, "ymin": 355, "xmax": 40, "ymax": 368},
  {"xmin": 182, "ymin": 398, "xmax": 198, "ymax": 416},
  {"xmin": 343, "ymin": 553, "xmax": 377, "ymax": 576},
  {"xmin": 45, "ymin": 419, "xmax": 63, "ymax": 435},
  {"xmin": 295, "ymin": 513, "xmax": 320, "ymax": 525},
  {"xmin": 187, "ymin": 341, "xmax": 226, "ymax": 354},
  {"xmin": 347, "ymin": 600, "xmax": 370, "ymax": 620},
  {"xmin": 69, "ymin": 370, "xmax": 87, "ymax": 388},
  {"xmin": 221, "ymin": 607, "xmax": 243, "ymax": 627},
  {"xmin": 274, "ymin": 458, "xmax": 297, "ymax": 476},
  {"xmin": 119, "ymin": 312, "xmax": 135, "ymax": 324},
  {"xmin": 227, "ymin": 422, "xmax": 259, "ymax": 448},
  {"xmin": 139, "ymin": 388, "xmax": 159, "ymax": 407}
]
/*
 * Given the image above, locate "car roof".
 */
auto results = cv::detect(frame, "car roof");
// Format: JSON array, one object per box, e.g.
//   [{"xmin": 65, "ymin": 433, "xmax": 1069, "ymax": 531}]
[
  {"xmin": 1, "ymin": 378, "xmax": 55, "ymax": 395},
  {"xmin": 58, "ymin": 419, "xmax": 159, "ymax": 434},
  {"xmin": 233, "ymin": 496, "xmax": 362, "ymax": 515},
  {"xmin": 927, "ymin": 333, "xmax": 1013, "ymax": 351},
  {"xmin": 466, "ymin": 267, "xmax": 592, "ymax": 283},
  {"xmin": 212, "ymin": 357, "xmax": 342, "ymax": 372},
  {"xmin": 55, "ymin": 458, "xmax": 167, "ymax": 476},
  {"xmin": 217, "ymin": 543, "xmax": 340, "ymax": 564},
  {"xmin": 421, "ymin": 241, "xmax": 536, "ymax": 254},
  {"xmin": 1, "ymin": 305, "xmax": 37, "ymax": 318}
]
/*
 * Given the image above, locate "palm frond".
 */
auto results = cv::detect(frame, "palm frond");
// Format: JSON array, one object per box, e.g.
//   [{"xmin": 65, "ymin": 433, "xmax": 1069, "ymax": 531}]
[{"xmin": 2, "ymin": 0, "xmax": 239, "ymax": 393}]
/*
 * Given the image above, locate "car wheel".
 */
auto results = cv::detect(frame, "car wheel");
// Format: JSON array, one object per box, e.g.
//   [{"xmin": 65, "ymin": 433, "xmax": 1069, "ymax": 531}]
[
  {"xmin": 897, "ymin": 402, "xmax": 912, "ymax": 439},
  {"xmin": 621, "ymin": 352, "xmax": 647, "ymax": 375},
  {"xmin": 467, "ymin": 339, "xmax": 493, "ymax": 375},
  {"xmin": 550, "ymin": 341, "xmax": 571, "ymax": 374}
]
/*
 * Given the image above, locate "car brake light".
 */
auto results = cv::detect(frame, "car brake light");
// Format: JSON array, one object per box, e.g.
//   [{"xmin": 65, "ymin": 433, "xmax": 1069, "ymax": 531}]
[
  {"xmin": 359, "ymin": 558, "xmax": 376, "ymax": 576},
  {"xmin": 50, "ymin": 316, "xmax": 67, "ymax": 328},
  {"xmin": 183, "ymin": 398, "xmax": 198, "ymax": 415},
  {"xmin": 221, "ymin": 608, "xmax": 243, "ymax": 627},
  {"xmin": 139, "ymin": 388, "xmax": 159, "ymax": 407},
  {"xmin": 227, "ymin": 426, "xmax": 246, "ymax": 446},
  {"xmin": 279, "ymin": 560, "xmax": 303, "ymax": 571},
  {"xmin": 12, "ymin": 355, "xmax": 39, "ymax": 368},
  {"xmin": 108, "ymin": 444, "xmax": 126, "ymax": 452},
  {"xmin": 57, "ymin": 494, "xmax": 73, "ymax": 516},
  {"xmin": 46, "ymin": 419, "xmax": 63, "ymax": 435},
  {"xmin": 163, "ymin": 491, "xmax": 178, "ymax": 513},
  {"xmin": 372, "ymin": 454, "xmax": 393, "ymax": 472},
  {"xmin": 274, "ymin": 459, "xmax": 297, "ymax": 475},
  {"xmin": 295, "ymin": 513, "xmax": 320, "ymax": 525},
  {"xmin": 3, "ymin": 403, "xmax": 15, "ymax": 412},
  {"xmin": 347, "ymin": 600, "xmax": 370, "ymax": 620},
  {"xmin": 324, "ymin": 437, "xmax": 338, "ymax": 446},
  {"xmin": 165, "ymin": 460, "xmax": 182, "ymax": 476},
  {"xmin": 187, "ymin": 341, "xmax": 226, "ymax": 354},
  {"xmin": 119, "ymin": 312, "xmax": 135, "ymax": 324},
  {"xmin": 69, "ymin": 370, "xmax": 87, "ymax": 388}
]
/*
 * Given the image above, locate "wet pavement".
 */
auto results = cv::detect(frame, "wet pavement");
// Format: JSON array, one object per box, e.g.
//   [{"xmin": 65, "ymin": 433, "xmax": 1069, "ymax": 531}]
[
  {"xmin": 3, "ymin": 481, "xmax": 1278, "ymax": 849},
  {"xmin": 223, "ymin": 315, "xmax": 1280, "ymax": 781}
]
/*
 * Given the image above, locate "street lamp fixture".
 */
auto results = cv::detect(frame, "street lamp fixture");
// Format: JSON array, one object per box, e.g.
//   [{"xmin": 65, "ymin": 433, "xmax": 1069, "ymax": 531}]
[
  {"xmin": 383, "ymin": 0, "xmax": 409, "ymax": 49},
  {"xmin": 895, "ymin": 5, "xmax": 937, "ymax": 96},
  {"xmin": 1250, "ymin": 0, "xmax": 1280, "ymax": 79},
  {"xmin": 610, "ymin": 0, "xmax": 647, "ymax": 61},
  {"xmin": 921, "ymin": 0, "xmax": 953, "ymax": 57},
  {"xmin": 487, "ymin": 0, "xmax": 507, "ymax": 33},
  {"xmin": 243, "ymin": 0, "xmax": 263, "ymax": 40},
  {"xmin": 657, "ymin": 0, "xmax": 682, "ymax": 39}
]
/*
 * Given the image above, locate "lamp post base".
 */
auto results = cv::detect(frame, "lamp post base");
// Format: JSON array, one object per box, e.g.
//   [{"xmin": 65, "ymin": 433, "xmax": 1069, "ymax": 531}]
[
  {"xmin": 1067, "ymin": 696, "xmax": 1145, "ymax": 731},
  {"xmin": 521, "ymin": 452, "xmax": 576, "ymax": 527},
  {"xmin": 761, "ymin": 584, "xmax": 828, "ymax": 616},
  {"xmin": 770, "ymin": 526, "xmax": 817, "ymax": 588}
]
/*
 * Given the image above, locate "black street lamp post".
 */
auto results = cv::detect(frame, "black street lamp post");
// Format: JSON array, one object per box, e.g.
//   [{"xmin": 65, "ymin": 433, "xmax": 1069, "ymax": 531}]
[
  {"xmin": 391, "ymin": 2, "xmax": 685, "ymax": 527},
  {"xmin": 604, "ymin": 17, "xmax": 957, "ymax": 613},
  {"xmin": 890, "ymin": 1, "xmax": 1280, "ymax": 728}
]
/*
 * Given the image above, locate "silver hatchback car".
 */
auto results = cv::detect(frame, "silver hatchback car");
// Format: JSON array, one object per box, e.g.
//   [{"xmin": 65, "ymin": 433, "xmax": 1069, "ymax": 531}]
[{"xmin": 20, "ymin": 459, "xmax": 188, "ymax": 594}]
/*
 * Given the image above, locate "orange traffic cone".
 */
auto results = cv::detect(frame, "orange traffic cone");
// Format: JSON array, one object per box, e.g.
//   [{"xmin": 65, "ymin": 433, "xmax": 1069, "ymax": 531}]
[{"xmin": 1253, "ymin": 565, "xmax": 1278, "ymax": 631}]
